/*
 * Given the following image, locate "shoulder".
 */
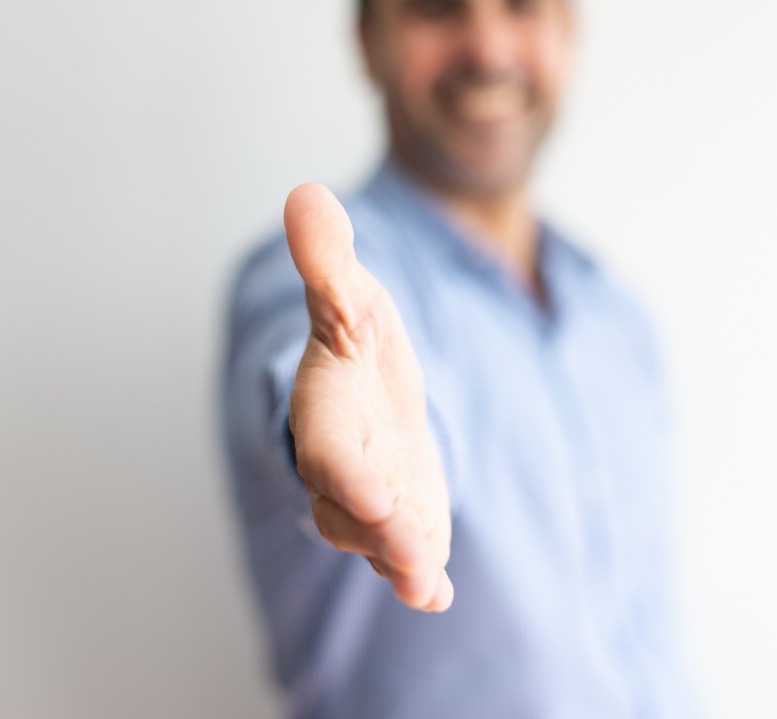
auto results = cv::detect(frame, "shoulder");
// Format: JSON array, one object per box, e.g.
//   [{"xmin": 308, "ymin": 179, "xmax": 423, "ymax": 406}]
[{"xmin": 226, "ymin": 232, "xmax": 303, "ymax": 331}]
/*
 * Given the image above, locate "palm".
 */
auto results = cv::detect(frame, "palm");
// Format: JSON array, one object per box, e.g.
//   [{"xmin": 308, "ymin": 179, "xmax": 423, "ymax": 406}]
[{"xmin": 286, "ymin": 184, "xmax": 453, "ymax": 612}]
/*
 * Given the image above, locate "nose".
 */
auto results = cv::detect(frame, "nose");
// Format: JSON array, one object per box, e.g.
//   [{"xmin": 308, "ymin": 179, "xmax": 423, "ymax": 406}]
[{"xmin": 458, "ymin": 5, "xmax": 519, "ymax": 77}]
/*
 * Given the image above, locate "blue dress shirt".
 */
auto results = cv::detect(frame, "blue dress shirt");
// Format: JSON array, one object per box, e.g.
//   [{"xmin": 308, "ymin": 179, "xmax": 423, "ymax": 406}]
[{"xmin": 222, "ymin": 160, "xmax": 695, "ymax": 718}]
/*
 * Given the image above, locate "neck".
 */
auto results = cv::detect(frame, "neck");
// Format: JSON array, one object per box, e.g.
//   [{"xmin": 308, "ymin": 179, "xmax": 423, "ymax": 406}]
[
  {"xmin": 444, "ymin": 187, "xmax": 537, "ymax": 271},
  {"xmin": 409, "ymin": 169, "xmax": 541, "ymax": 296}
]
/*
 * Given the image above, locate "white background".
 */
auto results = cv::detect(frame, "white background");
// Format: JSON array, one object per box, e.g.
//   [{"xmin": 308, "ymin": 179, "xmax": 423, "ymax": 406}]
[{"xmin": 1, "ymin": 1, "xmax": 776, "ymax": 717}]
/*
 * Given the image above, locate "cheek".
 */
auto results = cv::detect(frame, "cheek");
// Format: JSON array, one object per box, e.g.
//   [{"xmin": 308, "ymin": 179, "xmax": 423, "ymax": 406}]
[
  {"xmin": 386, "ymin": 30, "xmax": 453, "ymax": 103},
  {"xmin": 529, "ymin": 29, "xmax": 571, "ymax": 95}
]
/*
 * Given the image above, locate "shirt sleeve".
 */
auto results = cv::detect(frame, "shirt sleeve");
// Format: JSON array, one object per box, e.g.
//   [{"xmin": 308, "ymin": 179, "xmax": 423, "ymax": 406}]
[
  {"xmin": 222, "ymin": 235, "xmax": 324, "ymax": 537},
  {"xmin": 221, "ymin": 226, "xmax": 462, "ymax": 535},
  {"xmin": 221, "ymin": 225, "xmax": 468, "ymax": 689}
]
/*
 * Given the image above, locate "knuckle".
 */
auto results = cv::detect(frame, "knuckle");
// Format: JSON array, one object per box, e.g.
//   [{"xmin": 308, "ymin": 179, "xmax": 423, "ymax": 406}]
[
  {"xmin": 367, "ymin": 556, "xmax": 391, "ymax": 578},
  {"xmin": 312, "ymin": 502, "xmax": 347, "ymax": 551},
  {"xmin": 313, "ymin": 511, "xmax": 336, "ymax": 545},
  {"xmin": 293, "ymin": 445, "xmax": 315, "ymax": 483}
]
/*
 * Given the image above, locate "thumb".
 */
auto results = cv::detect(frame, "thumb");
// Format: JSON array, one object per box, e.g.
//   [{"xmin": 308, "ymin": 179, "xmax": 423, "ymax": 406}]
[{"xmin": 284, "ymin": 183, "xmax": 362, "ymax": 308}]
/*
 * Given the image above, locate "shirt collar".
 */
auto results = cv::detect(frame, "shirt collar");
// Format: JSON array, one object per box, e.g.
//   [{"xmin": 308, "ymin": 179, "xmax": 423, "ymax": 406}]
[{"xmin": 363, "ymin": 157, "xmax": 597, "ymax": 329}]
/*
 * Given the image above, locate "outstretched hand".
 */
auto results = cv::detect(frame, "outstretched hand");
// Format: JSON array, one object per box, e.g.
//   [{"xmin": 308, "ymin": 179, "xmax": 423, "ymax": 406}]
[{"xmin": 285, "ymin": 183, "xmax": 454, "ymax": 613}]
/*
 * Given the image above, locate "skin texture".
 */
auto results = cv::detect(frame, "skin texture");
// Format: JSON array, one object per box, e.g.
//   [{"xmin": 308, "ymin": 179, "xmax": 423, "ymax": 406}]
[
  {"xmin": 284, "ymin": 0, "xmax": 574, "ymax": 612},
  {"xmin": 286, "ymin": 184, "xmax": 453, "ymax": 612}
]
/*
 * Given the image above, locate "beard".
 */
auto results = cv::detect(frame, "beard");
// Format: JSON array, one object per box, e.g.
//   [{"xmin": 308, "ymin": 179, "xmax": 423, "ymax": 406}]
[{"xmin": 387, "ymin": 66, "xmax": 557, "ymax": 197}]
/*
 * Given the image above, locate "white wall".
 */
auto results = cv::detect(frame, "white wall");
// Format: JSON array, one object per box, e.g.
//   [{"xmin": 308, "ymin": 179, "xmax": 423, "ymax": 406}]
[{"xmin": 1, "ymin": 1, "xmax": 775, "ymax": 718}]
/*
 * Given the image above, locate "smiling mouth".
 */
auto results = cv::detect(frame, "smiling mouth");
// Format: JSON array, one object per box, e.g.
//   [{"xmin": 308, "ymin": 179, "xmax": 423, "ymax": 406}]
[{"xmin": 444, "ymin": 83, "xmax": 528, "ymax": 125}]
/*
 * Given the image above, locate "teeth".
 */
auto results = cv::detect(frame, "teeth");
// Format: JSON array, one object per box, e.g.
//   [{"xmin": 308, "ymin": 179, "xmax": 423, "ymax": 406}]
[{"xmin": 453, "ymin": 85, "xmax": 522, "ymax": 122}]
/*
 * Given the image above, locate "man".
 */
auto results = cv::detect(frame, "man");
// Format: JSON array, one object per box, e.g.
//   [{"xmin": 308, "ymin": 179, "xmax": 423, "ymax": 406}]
[{"xmin": 223, "ymin": 0, "xmax": 695, "ymax": 716}]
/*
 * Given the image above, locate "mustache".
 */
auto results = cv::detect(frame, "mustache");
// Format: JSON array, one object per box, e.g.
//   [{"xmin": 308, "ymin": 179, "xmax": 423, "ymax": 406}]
[{"xmin": 434, "ymin": 66, "xmax": 530, "ymax": 95}]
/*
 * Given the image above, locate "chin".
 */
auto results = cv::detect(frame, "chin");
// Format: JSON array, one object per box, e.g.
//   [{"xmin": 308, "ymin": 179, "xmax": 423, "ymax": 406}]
[
  {"xmin": 395, "ymin": 126, "xmax": 541, "ymax": 197},
  {"xmin": 438, "ymin": 151, "xmax": 535, "ymax": 197},
  {"xmin": 449, "ymin": 172, "xmax": 526, "ymax": 198},
  {"xmin": 428, "ymin": 124, "xmax": 543, "ymax": 194}
]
